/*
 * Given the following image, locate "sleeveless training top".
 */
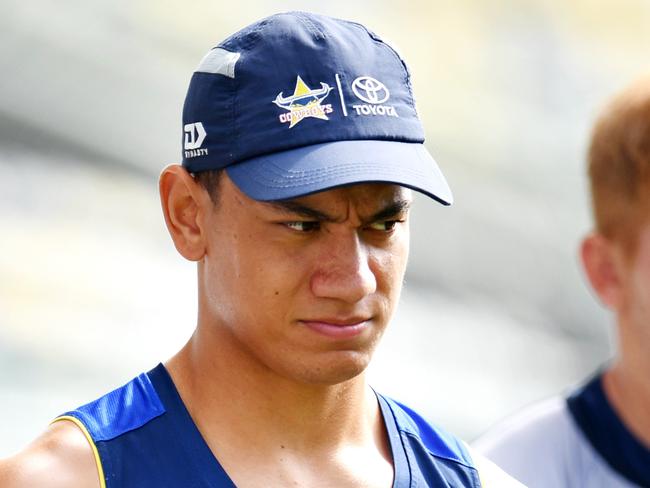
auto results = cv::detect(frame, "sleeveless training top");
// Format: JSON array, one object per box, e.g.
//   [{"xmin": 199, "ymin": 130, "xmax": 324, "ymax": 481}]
[{"xmin": 55, "ymin": 364, "xmax": 483, "ymax": 487}]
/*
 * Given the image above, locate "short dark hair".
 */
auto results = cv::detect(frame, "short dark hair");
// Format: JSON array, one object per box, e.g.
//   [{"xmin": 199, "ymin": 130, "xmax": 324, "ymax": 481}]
[{"xmin": 192, "ymin": 169, "xmax": 223, "ymax": 206}]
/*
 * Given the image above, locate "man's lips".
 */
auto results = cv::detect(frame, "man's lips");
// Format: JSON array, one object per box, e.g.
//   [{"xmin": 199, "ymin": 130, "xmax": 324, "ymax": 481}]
[{"xmin": 299, "ymin": 317, "xmax": 372, "ymax": 339}]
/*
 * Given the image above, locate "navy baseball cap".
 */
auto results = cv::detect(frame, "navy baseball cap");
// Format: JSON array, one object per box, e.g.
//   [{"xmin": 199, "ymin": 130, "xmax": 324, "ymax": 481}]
[{"xmin": 182, "ymin": 11, "xmax": 453, "ymax": 205}]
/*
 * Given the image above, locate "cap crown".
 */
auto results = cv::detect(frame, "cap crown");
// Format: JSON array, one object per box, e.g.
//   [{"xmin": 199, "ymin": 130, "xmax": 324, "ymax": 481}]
[{"xmin": 182, "ymin": 11, "xmax": 424, "ymax": 172}]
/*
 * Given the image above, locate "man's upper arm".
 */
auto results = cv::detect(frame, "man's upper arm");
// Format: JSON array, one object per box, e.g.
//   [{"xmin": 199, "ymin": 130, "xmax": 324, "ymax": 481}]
[{"xmin": 0, "ymin": 419, "xmax": 102, "ymax": 488}]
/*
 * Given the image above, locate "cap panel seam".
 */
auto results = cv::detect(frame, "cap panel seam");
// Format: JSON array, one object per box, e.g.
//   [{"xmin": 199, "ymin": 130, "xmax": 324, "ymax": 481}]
[
  {"xmin": 219, "ymin": 17, "xmax": 269, "ymax": 52},
  {"xmin": 224, "ymin": 17, "xmax": 279, "ymax": 163},
  {"xmin": 345, "ymin": 20, "xmax": 416, "ymax": 114},
  {"xmin": 294, "ymin": 11, "xmax": 326, "ymax": 40}
]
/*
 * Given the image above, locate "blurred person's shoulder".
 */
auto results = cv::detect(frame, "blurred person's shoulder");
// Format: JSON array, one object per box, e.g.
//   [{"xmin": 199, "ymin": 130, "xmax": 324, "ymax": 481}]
[
  {"xmin": 468, "ymin": 448, "xmax": 528, "ymax": 487},
  {"xmin": 0, "ymin": 419, "xmax": 100, "ymax": 488},
  {"xmin": 473, "ymin": 395, "xmax": 573, "ymax": 486},
  {"xmin": 473, "ymin": 376, "xmax": 645, "ymax": 488}
]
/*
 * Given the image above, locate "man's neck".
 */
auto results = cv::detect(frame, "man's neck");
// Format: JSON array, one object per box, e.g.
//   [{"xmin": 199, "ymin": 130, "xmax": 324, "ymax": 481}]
[
  {"xmin": 165, "ymin": 327, "xmax": 388, "ymax": 455},
  {"xmin": 602, "ymin": 350, "xmax": 650, "ymax": 449},
  {"xmin": 164, "ymin": 326, "xmax": 393, "ymax": 487}
]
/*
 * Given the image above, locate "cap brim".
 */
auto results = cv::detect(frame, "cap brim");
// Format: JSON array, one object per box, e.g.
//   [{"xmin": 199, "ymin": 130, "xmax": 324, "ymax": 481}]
[{"xmin": 226, "ymin": 140, "xmax": 453, "ymax": 205}]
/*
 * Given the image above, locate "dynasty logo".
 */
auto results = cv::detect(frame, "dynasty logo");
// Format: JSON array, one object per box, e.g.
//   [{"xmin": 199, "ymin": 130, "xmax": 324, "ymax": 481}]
[
  {"xmin": 273, "ymin": 76, "xmax": 334, "ymax": 128},
  {"xmin": 184, "ymin": 122, "xmax": 208, "ymax": 158}
]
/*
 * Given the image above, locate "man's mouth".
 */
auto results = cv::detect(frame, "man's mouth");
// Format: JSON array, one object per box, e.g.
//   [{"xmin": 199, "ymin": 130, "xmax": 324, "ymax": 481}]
[{"xmin": 298, "ymin": 317, "xmax": 371, "ymax": 339}]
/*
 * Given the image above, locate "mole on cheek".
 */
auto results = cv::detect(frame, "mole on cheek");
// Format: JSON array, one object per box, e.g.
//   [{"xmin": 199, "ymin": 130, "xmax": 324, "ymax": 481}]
[{"xmin": 274, "ymin": 291, "xmax": 279, "ymax": 296}]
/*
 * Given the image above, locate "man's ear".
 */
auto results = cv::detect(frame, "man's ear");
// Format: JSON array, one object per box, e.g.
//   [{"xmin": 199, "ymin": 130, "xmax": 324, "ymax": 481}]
[
  {"xmin": 580, "ymin": 232, "xmax": 623, "ymax": 309},
  {"xmin": 159, "ymin": 164, "xmax": 208, "ymax": 261}
]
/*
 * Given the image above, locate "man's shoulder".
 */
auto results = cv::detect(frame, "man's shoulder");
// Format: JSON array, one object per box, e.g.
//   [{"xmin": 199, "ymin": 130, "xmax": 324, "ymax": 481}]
[
  {"xmin": 59, "ymin": 367, "xmax": 166, "ymax": 444},
  {"xmin": 473, "ymin": 395, "xmax": 585, "ymax": 487},
  {"xmin": 378, "ymin": 394, "xmax": 526, "ymax": 487},
  {"xmin": 472, "ymin": 385, "xmax": 648, "ymax": 488},
  {"xmin": 0, "ymin": 419, "xmax": 101, "ymax": 488},
  {"xmin": 474, "ymin": 396, "xmax": 572, "ymax": 455},
  {"xmin": 0, "ymin": 365, "xmax": 172, "ymax": 488},
  {"xmin": 0, "ymin": 367, "xmax": 166, "ymax": 488},
  {"xmin": 467, "ymin": 448, "xmax": 528, "ymax": 487}
]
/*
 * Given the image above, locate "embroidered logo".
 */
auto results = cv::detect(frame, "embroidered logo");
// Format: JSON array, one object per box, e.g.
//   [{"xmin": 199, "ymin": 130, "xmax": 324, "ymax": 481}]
[
  {"xmin": 273, "ymin": 76, "xmax": 334, "ymax": 128},
  {"xmin": 352, "ymin": 76, "xmax": 390, "ymax": 104},
  {"xmin": 350, "ymin": 76, "xmax": 398, "ymax": 117},
  {"xmin": 184, "ymin": 122, "xmax": 208, "ymax": 158}
]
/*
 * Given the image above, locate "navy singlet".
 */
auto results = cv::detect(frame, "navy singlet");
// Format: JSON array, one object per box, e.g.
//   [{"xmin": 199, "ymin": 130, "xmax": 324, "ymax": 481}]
[{"xmin": 56, "ymin": 364, "xmax": 481, "ymax": 487}]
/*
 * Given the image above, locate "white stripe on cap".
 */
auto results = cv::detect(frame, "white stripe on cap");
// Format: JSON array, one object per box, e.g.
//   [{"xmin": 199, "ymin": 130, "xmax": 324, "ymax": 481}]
[{"xmin": 195, "ymin": 48, "xmax": 241, "ymax": 78}]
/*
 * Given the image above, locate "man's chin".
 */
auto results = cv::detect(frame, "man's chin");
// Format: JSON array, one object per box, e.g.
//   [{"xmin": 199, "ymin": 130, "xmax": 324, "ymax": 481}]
[{"xmin": 290, "ymin": 350, "xmax": 373, "ymax": 386}]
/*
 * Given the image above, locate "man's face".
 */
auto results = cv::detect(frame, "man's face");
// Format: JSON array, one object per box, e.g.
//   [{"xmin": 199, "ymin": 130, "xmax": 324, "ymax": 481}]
[{"xmin": 199, "ymin": 174, "xmax": 411, "ymax": 385}]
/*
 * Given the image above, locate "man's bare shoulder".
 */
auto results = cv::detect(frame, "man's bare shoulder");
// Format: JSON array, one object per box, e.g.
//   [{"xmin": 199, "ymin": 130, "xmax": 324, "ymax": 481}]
[{"xmin": 0, "ymin": 419, "xmax": 101, "ymax": 488}]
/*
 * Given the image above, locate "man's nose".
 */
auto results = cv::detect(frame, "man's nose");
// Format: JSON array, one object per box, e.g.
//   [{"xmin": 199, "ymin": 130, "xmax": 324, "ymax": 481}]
[{"xmin": 309, "ymin": 232, "xmax": 377, "ymax": 303}]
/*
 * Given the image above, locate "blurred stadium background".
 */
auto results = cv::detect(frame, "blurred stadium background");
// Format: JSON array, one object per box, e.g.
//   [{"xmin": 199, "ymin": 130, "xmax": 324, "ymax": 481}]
[{"xmin": 2, "ymin": 0, "xmax": 649, "ymax": 455}]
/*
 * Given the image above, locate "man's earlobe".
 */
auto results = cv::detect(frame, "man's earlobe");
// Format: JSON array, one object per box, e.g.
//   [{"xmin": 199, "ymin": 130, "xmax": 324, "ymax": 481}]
[
  {"xmin": 159, "ymin": 164, "xmax": 206, "ymax": 261},
  {"xmin": 580, "ymin": 233, "xmax": 622, "ymax": 309}
]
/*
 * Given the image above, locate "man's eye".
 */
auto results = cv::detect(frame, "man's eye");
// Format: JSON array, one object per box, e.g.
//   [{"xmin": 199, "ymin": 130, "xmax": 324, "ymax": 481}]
[
  {"xmin": 285, "ymin": 221, "xmax": 321, "ymax": 232},
  {"xmin": 367, "ymin": 220, "xmax": 401, "ymax": 232}
]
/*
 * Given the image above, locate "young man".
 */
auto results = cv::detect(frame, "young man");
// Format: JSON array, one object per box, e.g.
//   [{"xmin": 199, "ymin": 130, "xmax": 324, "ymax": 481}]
[
  {"xmin": 0, "ymin": 12, "xmax": 521, "ymax": 487},
  {"xmin": 474, "ymin": 78, "xmax": 650, "ymax": 487}
]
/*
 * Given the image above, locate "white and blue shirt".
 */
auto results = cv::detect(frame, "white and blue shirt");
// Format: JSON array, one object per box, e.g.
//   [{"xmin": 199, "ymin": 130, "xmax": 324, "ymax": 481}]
[{"xmin": 474, "ymin": 372, "xmax": 650, "ymax": 487}]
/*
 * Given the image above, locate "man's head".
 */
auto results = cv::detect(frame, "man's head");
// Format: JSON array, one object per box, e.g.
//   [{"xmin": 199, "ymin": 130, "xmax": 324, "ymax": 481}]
[
  {"xmin": 581, "ymin": 78, "xmax": 650, "ymax": 330},
  {"xmin": 160, "ymin": 12, "xmax": 452, "ymax": 384}
]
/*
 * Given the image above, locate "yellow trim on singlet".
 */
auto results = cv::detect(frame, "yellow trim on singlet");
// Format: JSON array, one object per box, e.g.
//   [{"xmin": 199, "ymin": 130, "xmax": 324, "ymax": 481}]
[{"xmin": 52, "ymin": 415, "xmax": 107, "ymax": 488}]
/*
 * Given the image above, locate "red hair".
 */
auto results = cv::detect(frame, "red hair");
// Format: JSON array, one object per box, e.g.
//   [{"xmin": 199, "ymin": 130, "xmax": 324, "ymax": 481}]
[{"xmin": 588, "ymin": 77, "xmax": 650, "ymax": 256}]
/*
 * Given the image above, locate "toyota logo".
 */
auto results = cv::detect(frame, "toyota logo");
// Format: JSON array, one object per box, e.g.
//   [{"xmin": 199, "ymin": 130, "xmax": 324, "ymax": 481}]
[{"xmin": 351, "ymin": 76, "xmax": 390, "ymax": 104}]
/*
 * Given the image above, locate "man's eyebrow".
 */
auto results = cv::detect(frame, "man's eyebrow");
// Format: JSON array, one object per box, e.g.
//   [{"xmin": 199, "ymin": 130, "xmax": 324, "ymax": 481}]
[
  {"xmin": 367, "ymin": 200, "xmax": 412, "ymax": 223},
  {"xmin": 266, "ymin": 200, "xmax": 334, "ymax": 221},
  {"xmin": 265, "ymin": 198, "xmax": 412, "ymax": 223}
]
